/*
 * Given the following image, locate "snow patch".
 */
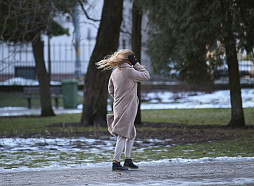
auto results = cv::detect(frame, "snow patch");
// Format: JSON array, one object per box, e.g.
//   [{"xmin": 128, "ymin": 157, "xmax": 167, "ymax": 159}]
[{"xmin": 0, "ymin": 77, "xmax": 61, "ymax": 86}]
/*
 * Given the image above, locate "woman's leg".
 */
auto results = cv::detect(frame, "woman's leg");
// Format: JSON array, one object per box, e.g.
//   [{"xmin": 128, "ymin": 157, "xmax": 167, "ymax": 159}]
[
  {"xmin": 125, "ymin": 137, "xmax": 135, "ymax": 159},
  {"xmin": 124, "ymin": 137, "xmax": 138, "ymax": 169},
  {"xmin": 113, "ymin": 135, "xmax": 126, "ymax": 162},
  {"xmin": 123, "ymin": 128, "xmax": 138, "ymax": 169},
  {"xmin": 125, "ymin": 127, "xmax": 136, "ymax": 159}
]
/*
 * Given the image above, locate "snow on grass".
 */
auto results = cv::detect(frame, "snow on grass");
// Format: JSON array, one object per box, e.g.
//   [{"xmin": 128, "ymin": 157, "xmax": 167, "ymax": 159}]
[
  {"xmin": 1, "ymin": 137, "xmax": 254, "ymax": 172},
  {"xmin": 140, "ymin": 88, "xmax": 254, "ymax": 109},
  {"xmin": 0, "ymin": 77, "xmax": 61, "ymax": 86}
]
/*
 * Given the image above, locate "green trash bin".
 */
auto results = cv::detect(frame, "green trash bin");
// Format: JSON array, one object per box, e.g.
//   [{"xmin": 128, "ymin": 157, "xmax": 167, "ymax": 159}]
[{"xmin": 61, "ymin": 79, "xmax": 78, "ymax": 108}]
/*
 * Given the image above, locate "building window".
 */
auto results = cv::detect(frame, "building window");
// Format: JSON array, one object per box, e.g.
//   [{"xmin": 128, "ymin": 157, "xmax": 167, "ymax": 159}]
[{"xmin": 15, "ymin": 66, "xmax": 36, "ymax": 80}]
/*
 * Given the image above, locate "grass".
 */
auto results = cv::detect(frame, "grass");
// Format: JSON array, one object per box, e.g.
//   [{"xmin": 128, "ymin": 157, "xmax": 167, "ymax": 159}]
[
  {"xmin": 1, "ymin": 135, "xmax": 253, "ymax": 170},
  {"xmin": 1, "ymin": 151, "xmax": 110, "ymax": 169},
  {"xmin": 0, "ymin": 108, "xmax": 254, "ymax": 137},
  {"xmin": 0, "ymin": 93, "xmax": 254, "ymax": 169},
  {"xmin": 0, "ymin": 114, "xmax": 82, "ymax": 137},
  {"xmin": 134, "ymin": 135, "xmax": 254, "ymax": 161},
  {"xmin": 142, "ymin": 108, "xmax": 254, "ymax": 125},
  {"xmin": 0, "ymin": 91, "xmax": 83, "ymax": 108}
]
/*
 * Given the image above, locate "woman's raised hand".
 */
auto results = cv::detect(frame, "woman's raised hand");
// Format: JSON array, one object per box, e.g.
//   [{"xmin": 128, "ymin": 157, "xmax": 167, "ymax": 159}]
[{"xmin": 128, "ymin": 55, "xmax": 137, "ymax": 65}]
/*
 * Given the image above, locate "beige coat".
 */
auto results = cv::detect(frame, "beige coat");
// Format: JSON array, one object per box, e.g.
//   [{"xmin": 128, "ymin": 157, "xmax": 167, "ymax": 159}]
[{"xmin": 107, "ymin": 62, "xmax": 150, "ymax": 139}]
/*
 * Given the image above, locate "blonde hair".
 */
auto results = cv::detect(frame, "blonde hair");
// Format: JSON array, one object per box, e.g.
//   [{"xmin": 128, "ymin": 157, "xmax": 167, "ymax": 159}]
[{"xmin": 96, "ymin": 49, "xmax": 135, "ymax": 70}]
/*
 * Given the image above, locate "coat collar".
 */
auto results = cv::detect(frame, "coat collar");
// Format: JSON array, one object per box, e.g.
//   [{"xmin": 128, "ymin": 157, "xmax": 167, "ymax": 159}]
[{"xmin": 118, "ymin": 62, "xmax": 132, "ymax": 68}]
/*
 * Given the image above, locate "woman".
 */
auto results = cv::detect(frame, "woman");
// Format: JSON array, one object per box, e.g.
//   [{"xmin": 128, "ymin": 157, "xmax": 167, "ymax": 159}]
[{"xmin": 96, "ymin": 49, "xmax": 150, "ymax": 171}]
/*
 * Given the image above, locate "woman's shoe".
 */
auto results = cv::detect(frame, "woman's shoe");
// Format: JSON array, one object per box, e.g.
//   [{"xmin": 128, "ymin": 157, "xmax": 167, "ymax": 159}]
[
  {"xmin": 124, "ymin": 159, "xmax": 138, "ymax": 169},
  {"xmin": 112, "ymin": 162, "xmax": 128, "ymax": 171}
]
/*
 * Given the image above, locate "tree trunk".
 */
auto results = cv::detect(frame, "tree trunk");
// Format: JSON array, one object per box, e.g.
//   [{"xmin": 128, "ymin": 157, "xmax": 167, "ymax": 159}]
[
  {"xmin": 132, "ymin": 0, "xmax": 143, "ymax": 124},
  {"xmin": 80, "ymin": 0, "xmax": 123, "ymax": 126},
  {"xmin": 221, "ymin": 4, "xmax": 245, "ymax": 127},
  {"xmin": 32, "ymin": 36, "xmax": 55, "ymax": 117},
  {"xmin": 224, "ymin": 34, "xmax": 245, "ymax": 127}
]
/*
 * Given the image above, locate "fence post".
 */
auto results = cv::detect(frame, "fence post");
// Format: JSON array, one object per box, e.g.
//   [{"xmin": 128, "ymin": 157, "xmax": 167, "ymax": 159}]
[{"xmin": 74, "ymin": 3, "xmax": 82, "ymax": 80}]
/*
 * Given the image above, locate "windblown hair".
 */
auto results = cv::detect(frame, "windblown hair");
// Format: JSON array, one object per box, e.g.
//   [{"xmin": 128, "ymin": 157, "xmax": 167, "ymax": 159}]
[{"xmin": 96, "ymin": 49, "xmax": 135, "ymax": 70}]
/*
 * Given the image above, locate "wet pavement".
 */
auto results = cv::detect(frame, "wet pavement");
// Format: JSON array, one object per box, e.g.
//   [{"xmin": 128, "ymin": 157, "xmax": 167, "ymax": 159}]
[{"xmin": 1, "ymin": 161, "xmax": 254, "ymax": 185}]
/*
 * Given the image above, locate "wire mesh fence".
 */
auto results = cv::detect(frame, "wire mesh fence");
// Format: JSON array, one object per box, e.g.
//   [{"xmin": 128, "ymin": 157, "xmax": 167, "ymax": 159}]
[
  {"xmin": 0, "ymin": 41, "xmax": 254, "ymax": 86},
  {"xmin": 0, "ymin": 41, "xmax": 94, "ymax": 85}
]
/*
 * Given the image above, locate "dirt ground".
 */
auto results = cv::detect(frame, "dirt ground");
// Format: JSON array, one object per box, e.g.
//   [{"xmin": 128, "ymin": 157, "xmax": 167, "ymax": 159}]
[
  {"xmin": 45, "ymin": 122, "xmax": 254, "ymax": 146},
  {"xmin": 137, "ymin": 122, "xmax": 254, "ymax": 145}
]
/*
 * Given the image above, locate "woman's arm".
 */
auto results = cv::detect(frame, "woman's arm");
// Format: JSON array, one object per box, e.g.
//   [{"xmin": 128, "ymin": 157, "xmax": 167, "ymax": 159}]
[
  {"xmin": 108, "ymin": 77, "xmax": 114, "ymax": 98},
  {"xmin": 131, "ymin": 63, "xmax": 150, "ymax": 82}
]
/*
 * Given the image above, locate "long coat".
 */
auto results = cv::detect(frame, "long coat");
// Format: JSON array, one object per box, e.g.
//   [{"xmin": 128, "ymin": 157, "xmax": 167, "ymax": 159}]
[{"xmin": 107, "ymin": 62, "xmax": 150, "ymax": 139}]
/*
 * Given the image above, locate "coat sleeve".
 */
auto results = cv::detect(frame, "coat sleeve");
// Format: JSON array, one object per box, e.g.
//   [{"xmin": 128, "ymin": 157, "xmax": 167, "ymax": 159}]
[
  {"xmin": 131, "ymin": 62, "xmax": 150, "ymax": 82},
  {"xmin": 108, "ymin": 77, "xmax": 114, "ymax": 98}
]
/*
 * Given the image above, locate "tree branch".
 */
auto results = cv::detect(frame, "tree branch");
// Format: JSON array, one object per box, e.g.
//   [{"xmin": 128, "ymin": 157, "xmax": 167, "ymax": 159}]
[{"xmin": 78, "ymin": 0, "xmax": 100, "ymax": 22}]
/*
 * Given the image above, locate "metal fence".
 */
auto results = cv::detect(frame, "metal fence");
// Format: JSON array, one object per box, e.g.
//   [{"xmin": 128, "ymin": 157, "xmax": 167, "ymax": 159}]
[
  {"xmin": 0, "ymin": 41, "xmax": 95, "ymax": 86},
  {"xmin": 0, "ymin": 41, "xmax": 254, "ymax": 86}
]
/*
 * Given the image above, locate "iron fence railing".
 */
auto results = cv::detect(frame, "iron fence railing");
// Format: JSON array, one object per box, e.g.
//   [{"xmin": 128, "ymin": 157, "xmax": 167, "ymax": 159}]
[
  {"xmin": 0, "ymin": 42, "xmax": 254, "ymax": 86},
  {"xmin": 0, "ymin": 42, "xmax": 94, "ymax": 85}
]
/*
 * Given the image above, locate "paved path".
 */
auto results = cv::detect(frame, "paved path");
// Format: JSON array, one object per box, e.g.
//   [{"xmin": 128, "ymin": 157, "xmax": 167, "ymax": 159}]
[{"xmin": 1, "ymin": 161, "xmax": 254, "ymax": 185}]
